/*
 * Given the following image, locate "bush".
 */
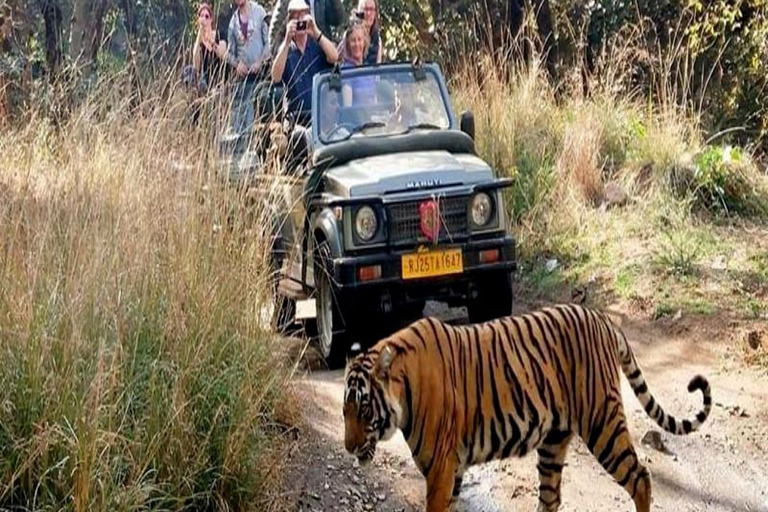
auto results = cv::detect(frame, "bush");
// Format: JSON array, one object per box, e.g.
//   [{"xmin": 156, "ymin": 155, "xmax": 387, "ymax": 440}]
[{"xmin": 681, "ymin": 144, "xmax": 768, "ymax": 216}]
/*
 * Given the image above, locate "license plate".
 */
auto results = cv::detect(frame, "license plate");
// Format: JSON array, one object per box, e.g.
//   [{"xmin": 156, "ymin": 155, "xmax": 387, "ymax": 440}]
[{"xmin": 401, "ymin": 249, "xmax": 463, "ymax": 280}]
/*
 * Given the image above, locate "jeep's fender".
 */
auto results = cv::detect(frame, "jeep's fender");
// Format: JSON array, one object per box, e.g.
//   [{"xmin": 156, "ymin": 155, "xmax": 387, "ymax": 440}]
[
  {"xmin": 311, "ymin": 208, "xmax": 343, "ymax": 258},
  {"xmin": 300, "ymin": 207, "xmax": 342, "ymax": 290}
]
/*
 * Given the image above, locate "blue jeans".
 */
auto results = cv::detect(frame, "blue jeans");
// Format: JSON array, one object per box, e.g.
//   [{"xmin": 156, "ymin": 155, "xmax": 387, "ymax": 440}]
[{"xmin": 231, "ymin": 76, "xmax": 257, "ymax": 137}]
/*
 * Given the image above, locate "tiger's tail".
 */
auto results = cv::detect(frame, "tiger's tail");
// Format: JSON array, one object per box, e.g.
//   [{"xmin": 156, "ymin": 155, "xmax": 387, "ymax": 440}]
[{"xmin": 613, "ymin": 324, "xmax": 712, "ymax": 435}]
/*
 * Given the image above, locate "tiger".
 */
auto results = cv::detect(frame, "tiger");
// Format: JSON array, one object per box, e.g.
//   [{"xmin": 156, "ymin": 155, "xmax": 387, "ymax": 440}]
[{"xmin": 342, "ymin": 304, "xmax": 712, "ymax": 512}]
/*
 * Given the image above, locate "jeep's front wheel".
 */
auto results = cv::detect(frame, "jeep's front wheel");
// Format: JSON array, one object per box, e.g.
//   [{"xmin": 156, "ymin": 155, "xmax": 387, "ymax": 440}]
[
  {"xmin": 313, "ymin": 240, "xmax": 349, "ymax": 368},
  {"xmin": 467, "ymin": 271, "xmax": 513, "ymax": 324}
]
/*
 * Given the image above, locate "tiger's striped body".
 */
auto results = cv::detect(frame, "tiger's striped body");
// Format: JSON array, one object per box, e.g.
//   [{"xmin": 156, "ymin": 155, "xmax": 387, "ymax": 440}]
[{"xmin": 343, "ymin": 304, "xmax": 712, "ymax": 512}]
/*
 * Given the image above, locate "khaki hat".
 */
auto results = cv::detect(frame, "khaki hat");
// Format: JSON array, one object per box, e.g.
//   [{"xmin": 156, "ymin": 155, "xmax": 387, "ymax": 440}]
[{"xmin": 287, "ymin": 0, "xmax": 310, "ymax": 12}]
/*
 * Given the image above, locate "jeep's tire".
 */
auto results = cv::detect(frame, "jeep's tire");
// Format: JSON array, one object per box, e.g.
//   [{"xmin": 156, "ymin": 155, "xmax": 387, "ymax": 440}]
[
  {"xmin": 313, "ymin": 240, "xmax": 349, "ymax": 368},
  {"xmin": 467, "ymin": 271, "xmax": 513, "ymax": 324}
]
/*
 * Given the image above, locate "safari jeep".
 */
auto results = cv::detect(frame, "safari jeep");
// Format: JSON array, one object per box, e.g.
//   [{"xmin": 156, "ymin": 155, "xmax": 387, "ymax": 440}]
[{"xmin": 270, "ymin": 61, "xmax": 516, "ymax": 366}]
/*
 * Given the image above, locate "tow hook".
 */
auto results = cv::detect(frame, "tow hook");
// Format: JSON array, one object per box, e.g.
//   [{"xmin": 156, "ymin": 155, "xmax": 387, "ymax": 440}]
[
  {"xmin": 380, "ymin": 292, "xmax": 392, "ymax": 314},
  {"xmin": 468, "ymin": 282, "xmax": 479, "ymax": 300}
]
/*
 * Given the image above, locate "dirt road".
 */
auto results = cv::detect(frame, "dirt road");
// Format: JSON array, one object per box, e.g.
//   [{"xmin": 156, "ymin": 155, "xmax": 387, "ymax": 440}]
[{"xmin": 286, "ymin": 302, "xmax": 768, "ymax": 512}]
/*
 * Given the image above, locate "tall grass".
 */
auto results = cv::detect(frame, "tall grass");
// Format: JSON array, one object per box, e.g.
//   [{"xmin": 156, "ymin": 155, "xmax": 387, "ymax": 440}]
[
  {"xmin": 449, "ymin": 42, "xmax": 768, "ymax": 265},
  {"xmin": 0, "ymin": 73, "xmax": 295, "ymax": 511}
]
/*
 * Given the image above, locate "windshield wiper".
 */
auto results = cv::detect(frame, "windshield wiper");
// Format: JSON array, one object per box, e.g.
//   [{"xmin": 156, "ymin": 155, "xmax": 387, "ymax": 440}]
[
  {"xmin": 398, "ymin": 123, "xmax": 444, "ymax": 135},
  {"xmin": 336, "ymin": 121, "xmax": 386, "ymax": 141},
  {"xmin": 409, "ymin": 123, "xmax": 443, "ymax": 130}
]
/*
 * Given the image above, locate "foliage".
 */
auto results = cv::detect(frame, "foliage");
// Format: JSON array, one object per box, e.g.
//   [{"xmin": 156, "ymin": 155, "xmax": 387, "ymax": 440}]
[
  {"xmin": 653, "ymin": 226, "xmax": 702, "ymax": 277},
  {"xmin": 677, "ymin": 144, "xmax": 768, "ymax": 216}
]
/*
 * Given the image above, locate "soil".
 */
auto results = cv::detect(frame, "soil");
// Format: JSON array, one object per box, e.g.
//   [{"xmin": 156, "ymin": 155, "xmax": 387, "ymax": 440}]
[{"xmin": 282, "ymin": 301, "xmax": 768, "ymax": 512}]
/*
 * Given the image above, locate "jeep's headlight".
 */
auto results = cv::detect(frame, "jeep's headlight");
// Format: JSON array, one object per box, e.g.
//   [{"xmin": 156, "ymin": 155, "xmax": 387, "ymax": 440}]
[
  {"xmin": 354, "ymin": 206, "xmax": 378, "ymax": 241},
  {"xmin": 469, "ymin": 192, "xmax": 493, "ymax": 228}
]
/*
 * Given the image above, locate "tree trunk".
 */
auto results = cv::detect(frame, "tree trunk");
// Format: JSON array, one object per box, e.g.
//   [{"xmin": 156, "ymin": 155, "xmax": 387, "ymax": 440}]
[
  {"xmin": 69, "ymin": 0, "xmax": 111, "ymax": 73},
  {"xmin": 533, "ymin": 0, "xmax": 556, "ymax": 79},
  {"xmin": 41, "ymin": 0, "xmax": 64, "ymax": 78},
  {"xmin": 116, "ymin": 0, "xmax": 137, "ymax": 41}
]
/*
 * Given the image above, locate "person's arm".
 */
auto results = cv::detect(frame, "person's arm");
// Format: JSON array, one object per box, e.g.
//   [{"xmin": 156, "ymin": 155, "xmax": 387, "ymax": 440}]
[
  {"xmin": 310, "ymin": 18, "xmax": 338, "ymax": 63},
  {"xmin": 253, "ymin": 5, "xmax": 271, "ymax": 71},
  {"xmin": 271, "ymin": 23, "xmax": 294, "ymax": 83},
  {"xmin": 193, "ymin": 36, "xmax": 202, "ymax": 72}
]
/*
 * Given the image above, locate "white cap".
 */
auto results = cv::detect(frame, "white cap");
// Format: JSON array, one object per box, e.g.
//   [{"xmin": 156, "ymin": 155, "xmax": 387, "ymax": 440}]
[{"xmin": 287, "ymin": 0, "xmax": 310, "ymax": 12}]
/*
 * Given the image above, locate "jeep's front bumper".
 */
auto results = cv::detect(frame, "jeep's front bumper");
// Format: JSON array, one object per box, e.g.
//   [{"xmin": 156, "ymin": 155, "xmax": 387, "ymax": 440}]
[{"xmin": 331, "ymin": 235, "xmax": 516, "ymax": 291}]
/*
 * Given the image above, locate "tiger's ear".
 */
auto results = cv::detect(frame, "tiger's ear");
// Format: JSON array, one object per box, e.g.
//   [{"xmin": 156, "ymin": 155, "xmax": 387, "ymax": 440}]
[
  {"xmin": 346, "ymin": 342, "xmax": 363, "ymax": 368},
  {"xmin": 374, "ymin": 345, "xmax": 393, "ymax": 382}
]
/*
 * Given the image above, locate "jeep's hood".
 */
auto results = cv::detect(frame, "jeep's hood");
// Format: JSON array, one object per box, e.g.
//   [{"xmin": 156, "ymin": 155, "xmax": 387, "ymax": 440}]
[{"xmin": 323, "ymin": 150, "xmax": 493, "ymax": 197}]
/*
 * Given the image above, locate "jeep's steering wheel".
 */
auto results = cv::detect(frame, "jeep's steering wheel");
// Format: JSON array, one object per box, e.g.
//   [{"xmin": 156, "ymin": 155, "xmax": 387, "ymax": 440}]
[{"xmin": 325, "ymin": 123, "xmax": 355, "ymax": 140}]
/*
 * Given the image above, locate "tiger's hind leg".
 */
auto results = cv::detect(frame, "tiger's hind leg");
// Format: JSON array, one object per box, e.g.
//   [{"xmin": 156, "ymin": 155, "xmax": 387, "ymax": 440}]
[
  {"xmin": 585, "ymin": 403, "xmax": 652, "ymax": 512},
  {"xmin": 535, "ymin": 430, "xmax": 573, "ymax": 512}
]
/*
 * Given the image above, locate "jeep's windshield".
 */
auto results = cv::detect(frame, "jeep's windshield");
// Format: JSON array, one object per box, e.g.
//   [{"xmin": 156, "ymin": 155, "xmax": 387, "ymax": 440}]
[{"xmin": 316, "ymin": 67, "xmax": 451, "ymax": 144}]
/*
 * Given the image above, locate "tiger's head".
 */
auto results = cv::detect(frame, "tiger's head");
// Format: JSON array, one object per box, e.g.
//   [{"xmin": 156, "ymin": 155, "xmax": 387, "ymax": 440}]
[{"xmin": 343, "ymin": 345, "xmax": 401, "ymax": 465}]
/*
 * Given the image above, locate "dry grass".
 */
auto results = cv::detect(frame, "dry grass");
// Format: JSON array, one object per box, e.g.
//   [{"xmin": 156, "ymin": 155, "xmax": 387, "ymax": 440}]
[
  {"xmin": 0, "ymin": 73, "xmax": 296, "ymax": 511},
  {"xmin": 557, "ymin": 107, "xmax": 604, "ymax": 206},
  {"xmin": 449, "ymin": 44, "xmax": 768, "ymax": 328}
]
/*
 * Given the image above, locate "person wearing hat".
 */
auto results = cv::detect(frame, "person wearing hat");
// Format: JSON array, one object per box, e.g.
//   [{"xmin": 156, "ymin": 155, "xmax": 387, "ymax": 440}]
[
  {"xmin": 224, "ymin": 0, "xmax": 270, "ymax": 135},
  {"xmin": 267, "ymin": 0, "xmax": 344, "ymax": 56},
  {"xmin": 270, "ymin": 0, "xmax": 339, "ymax": 124}
]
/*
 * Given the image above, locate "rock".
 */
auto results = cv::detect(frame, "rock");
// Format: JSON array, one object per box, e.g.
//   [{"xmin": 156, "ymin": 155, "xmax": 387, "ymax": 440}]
[
  {"xmin": 545, "ymin": 259, "xmax": 559, "ymax": 273},
  {"xmin": 672, "ymin": 309, "xmax": 683, "ymax": 322},
  {"xmin": 571, "ymin": 285, "xmax": 588, "ymax": 304},
  {"xmin": 603, "ymin": 180, "xmax": 629, "ymax": 208},
  {"xmin": 747, "ymin": 330, "xmax": 763, "ymax": 350},
  {"xmin": 641, "ymin": 430, "xmax": 673, "ymax": 455},
  {"xmin": 725, "ymin": 404, "xmax": 750, "ymax": 418}
]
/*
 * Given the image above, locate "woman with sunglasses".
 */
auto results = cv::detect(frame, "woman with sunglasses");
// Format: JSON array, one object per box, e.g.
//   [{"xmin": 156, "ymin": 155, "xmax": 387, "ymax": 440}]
[{"xmin": 193, "ymin": 2, "xmax": 228, "ymax": 95}]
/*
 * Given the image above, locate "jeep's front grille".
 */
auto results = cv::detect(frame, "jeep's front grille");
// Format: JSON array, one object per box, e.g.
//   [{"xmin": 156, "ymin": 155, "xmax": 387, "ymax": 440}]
[{"xmin": 387, "ymin": 195, "xmax": 468, "ymax": 244}]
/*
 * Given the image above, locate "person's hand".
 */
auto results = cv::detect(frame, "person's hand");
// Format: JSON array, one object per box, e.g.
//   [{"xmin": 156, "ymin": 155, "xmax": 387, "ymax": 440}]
[
  {"xmin": 236, "ymin": 61, "xmax": 248, "ymax": 77},
  {"xmin": 249, "ymin": 61, "xmax": 261, "ymax": 74},
  {"xmin": 305, "ymin": 15, "xmax": 320, "ymax": 40},
  {"xmin": 215, "ymin": 40, "xmax": 227, "ymax": 59},
  {"xmin": 284, "ymin": 20, "xmax": 297, "ymax": 43}
]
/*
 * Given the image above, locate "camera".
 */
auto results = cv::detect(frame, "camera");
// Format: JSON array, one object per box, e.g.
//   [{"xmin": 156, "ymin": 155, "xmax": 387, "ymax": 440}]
[
  {"xmin": 296, "ymin": 20, "xmax": 307, "ymax": 31},
  {"xmin": 355, "ymin": 10, "xmax": 364, "ymax": 19}
]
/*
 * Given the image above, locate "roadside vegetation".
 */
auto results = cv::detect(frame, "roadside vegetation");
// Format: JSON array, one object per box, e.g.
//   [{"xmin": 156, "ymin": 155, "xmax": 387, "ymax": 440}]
[{"xmin": 0, "ymin": 76, "xmax": 299, "ymax": 511}]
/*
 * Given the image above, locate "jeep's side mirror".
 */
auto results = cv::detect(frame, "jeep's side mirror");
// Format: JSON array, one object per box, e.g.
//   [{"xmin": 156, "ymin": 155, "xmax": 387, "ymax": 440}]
[{"xmin": 460, "ymin": 110, "xmax": 475, "ymax": 140}]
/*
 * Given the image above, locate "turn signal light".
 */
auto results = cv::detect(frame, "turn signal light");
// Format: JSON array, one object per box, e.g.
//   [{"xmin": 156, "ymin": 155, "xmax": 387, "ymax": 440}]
[
  {"xmin": 479, "ymin": 249, "xmax": 500, "ymax": 264},
  {"xmin": 358, "ymin": 265, "xmax": 382, "ymax": 282}
]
